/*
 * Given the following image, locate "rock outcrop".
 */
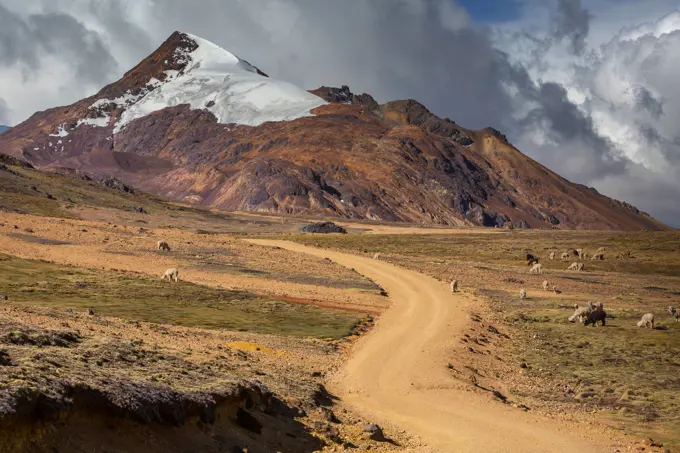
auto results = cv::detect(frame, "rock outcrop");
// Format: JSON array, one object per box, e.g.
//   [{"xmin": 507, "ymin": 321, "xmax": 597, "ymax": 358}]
[{"xmin": 300, "ymin": 222, "xmax": 348, "ymax": 234}]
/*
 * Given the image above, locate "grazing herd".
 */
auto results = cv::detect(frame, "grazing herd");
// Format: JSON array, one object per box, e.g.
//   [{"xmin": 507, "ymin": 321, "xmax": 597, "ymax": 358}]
[
  {"xmin": 129, "ymin": 239, "xmax": 680, "ymax": 333},
  {"xmin": 516, "ymin": 247, "xmax": 675, "ymax": 330},
  {"xmin": 547, "ymin": 246, "xmax": 633, "ymax": 265},
  {"xmin": 66, "ymin": 236, "xmax": 679, "ymax": 333}
]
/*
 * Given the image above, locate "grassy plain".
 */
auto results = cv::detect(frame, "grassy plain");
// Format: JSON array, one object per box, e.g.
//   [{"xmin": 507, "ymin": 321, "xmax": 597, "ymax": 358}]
[{"xmin": 0, "ymin": 254, "xmax": 361, "ymax": 339}]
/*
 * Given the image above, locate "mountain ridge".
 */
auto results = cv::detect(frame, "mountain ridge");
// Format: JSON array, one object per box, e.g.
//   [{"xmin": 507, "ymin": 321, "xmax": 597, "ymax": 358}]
[{"xmin": 0, "ymin": 32, "xmax": 667, "ymax": 230}]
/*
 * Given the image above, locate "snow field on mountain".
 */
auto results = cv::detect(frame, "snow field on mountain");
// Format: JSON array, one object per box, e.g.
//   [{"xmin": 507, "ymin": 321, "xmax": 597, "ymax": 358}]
[{"xmin": 111, "ymin": 33, "xmax": 326, "ymax": 132}]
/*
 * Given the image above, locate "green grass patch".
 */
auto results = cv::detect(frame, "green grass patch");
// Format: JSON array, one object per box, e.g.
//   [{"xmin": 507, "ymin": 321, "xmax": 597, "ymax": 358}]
[{"xmin": 0, "ymin": 254, "xmax": 360, "ymax": 339}]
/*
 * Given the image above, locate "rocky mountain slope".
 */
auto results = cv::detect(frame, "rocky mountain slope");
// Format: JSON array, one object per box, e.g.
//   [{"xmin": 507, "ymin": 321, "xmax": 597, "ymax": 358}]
[{"xmin": 0, "ymin": 32, "xmax": 667, "ymax": 230}]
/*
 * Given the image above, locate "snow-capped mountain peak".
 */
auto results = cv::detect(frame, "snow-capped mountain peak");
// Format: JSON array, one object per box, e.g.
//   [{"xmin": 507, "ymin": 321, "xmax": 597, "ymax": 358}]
[{"xmin": 80, "ymin": 32, "xmax": 326, "ymax": 133}]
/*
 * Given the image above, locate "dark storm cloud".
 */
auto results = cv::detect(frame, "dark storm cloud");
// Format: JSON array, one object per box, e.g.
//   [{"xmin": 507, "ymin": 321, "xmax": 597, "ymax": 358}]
[
  {"xmin": 0, "ymin": 97, "xmax": 9, "ymax": 125},
  {"xmin": 552, "ymin": 0, "xmax": 591, "ymax": 54},
  {"xmin": 639, "ymin": 125, "xmax": 680, "ymax": 167},
  {"xmin": 531, "ymin": 83, "xmax": 609, "ymax": 147},
  {"xmin": 634, "ymin": 86, "xmax": 664, "ymax": 119},
  {"xmin": 28, "ymin": 13, "xmax": 117, "ymax": 84},
  {"xmin": 511, "ymin": 78, "xmax": 627, "ymax": 182},
  {"xmin": 640, "ymin": 124, "xmax": 664, "ymax": 144},
  {"xmin": 0, "ymin": 3, "xmax": 117, "ymax": 84},
  {"xmin": 0, "ymin": 4, "xmax": 39, "ymax": 68}
]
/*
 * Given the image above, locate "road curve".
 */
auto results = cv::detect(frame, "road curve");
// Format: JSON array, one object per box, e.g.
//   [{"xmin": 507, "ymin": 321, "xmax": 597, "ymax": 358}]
[{"xmin": 248, "ymin": 240, "xmax": 617, "ymax": 453}]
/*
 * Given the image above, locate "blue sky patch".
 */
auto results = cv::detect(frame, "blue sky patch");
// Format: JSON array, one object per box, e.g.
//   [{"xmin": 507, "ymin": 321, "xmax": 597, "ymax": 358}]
[{"xmin": 457, "ymin": 0, "xmax": 524, "ymax": 23}]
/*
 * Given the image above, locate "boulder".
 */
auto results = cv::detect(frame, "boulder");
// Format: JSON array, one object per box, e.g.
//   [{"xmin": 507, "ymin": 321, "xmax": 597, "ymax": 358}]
[
  {"xmin": 546, "ymin": 214, "xmax": 560, "ymax": 225},
  {"xmin": 299, "ymin": 222, "xmax": 347, "ymax": 234},
  {"xmin": 362, "ymin": 423, "xmax": 385, "ymax": 441},
  {"xmin": 100, "ymin": 177, "xmax": 135, "ymax": 194}
]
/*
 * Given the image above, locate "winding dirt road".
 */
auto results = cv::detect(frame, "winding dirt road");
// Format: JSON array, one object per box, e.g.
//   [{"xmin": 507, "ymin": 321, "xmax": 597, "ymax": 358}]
[{"xmin": 249, "ymin": 240, "xmax": 620, "ymax": 453}]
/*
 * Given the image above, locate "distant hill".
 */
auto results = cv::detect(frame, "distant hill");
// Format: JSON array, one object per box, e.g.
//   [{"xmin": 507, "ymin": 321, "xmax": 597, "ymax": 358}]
[
  {"xmin": 0, "ymin": 31, "xmax": 668, "ymax": 230},
  {"xmin": 0, "ymin": 126, "xmax": 9, "ymax": 134}
]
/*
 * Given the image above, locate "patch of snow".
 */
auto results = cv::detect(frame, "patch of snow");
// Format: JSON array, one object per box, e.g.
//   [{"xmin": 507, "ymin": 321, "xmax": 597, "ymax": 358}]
[
  {"xmin": 77, "ymin": 116, "xmax": 110, "ymax": 128},
  {"xmin": 73, "ymin": 34, "xmax": 326, "ymax": 133},
  {"xmin": 57, "ymin": 140, "xmax": 62, "ymax": 144},
  {"xmin": 113, "ymin": 33, "xmax": 326, "ymax": 133},
  {"xmin": 77, "ymin": 76, "xmax": 175, "ymax": 131},
  {"xmin": 49, "ymin": 124, "xmax": 69, "ymax": 137},
  {"xmin": 33, "ymin": 148, "xmax": 39, "ymax": 151}
]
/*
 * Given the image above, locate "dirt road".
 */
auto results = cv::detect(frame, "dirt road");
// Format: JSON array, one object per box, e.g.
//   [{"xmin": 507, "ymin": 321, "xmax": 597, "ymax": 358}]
[{"xmin": 249, "ymin": 240, "xmax": 621, "ymax": 453}]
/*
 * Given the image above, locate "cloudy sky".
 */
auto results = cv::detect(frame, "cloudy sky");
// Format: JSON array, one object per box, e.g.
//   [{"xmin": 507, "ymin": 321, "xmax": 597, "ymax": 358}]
[{"xmin": 0, "ymin": 0, "xmax": 679, "ymax": 226}]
